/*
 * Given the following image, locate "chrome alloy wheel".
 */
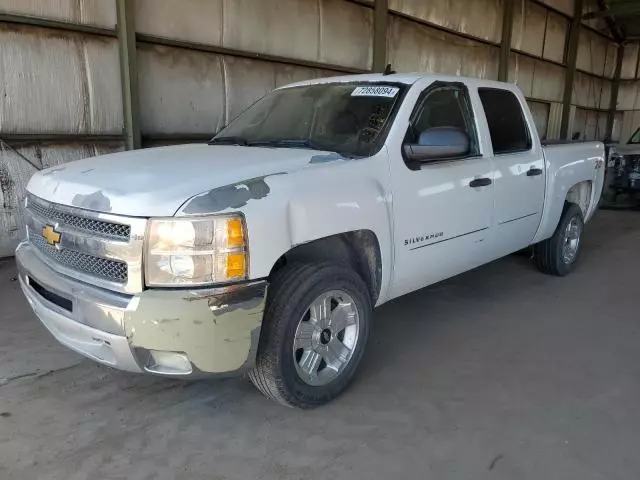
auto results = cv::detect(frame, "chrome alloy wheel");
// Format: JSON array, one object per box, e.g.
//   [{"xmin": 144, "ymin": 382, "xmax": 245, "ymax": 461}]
[
  {"xmin": 293, "ymin": 290, "xmax": 360, "ymax": 386},
  {"xmin": 562, "ymin": 216, "xmax": 582, "ymax": 265}
]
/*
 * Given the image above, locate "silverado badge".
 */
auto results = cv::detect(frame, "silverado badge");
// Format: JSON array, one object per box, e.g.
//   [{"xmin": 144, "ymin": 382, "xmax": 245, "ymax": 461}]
[{"xmin": 42, "ymin": 224, "xmax": 61, "ymax": 247}]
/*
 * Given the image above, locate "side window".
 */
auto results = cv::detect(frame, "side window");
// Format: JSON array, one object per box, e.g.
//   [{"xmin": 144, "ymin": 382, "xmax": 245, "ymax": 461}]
[
  {"xmin": 408, "ymin": 87, "xmax": 477, "ymax": 155},
  {"xmin": 478, "ymin": 88, "xmax": 532, "ymax": 154}
]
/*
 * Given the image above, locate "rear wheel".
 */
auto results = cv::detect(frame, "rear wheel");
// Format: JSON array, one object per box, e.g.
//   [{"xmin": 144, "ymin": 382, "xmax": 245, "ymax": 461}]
[
  {"xmin": 533, "ymin": 203, "xmax": 584, "ymax": 276},
  {"xmin": 249, "ymin": 262, "xmax": 371, "ymax": 408}
]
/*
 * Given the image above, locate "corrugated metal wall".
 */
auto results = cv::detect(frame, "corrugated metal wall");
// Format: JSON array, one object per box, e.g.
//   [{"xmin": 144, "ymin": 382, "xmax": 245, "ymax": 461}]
[{"xmin": 0, "ymin": 0, "xmax": 623, "ymax": 256}]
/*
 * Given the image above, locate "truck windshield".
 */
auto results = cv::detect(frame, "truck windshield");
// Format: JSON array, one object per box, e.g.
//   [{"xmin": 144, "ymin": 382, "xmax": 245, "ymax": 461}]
[
  {"xmin": 629, "ymin": 127, "xmax": 640, "ymax": 144},
  {"xmin": 211, "ymin": 82, "xmax": 406, "ymax": 158}
]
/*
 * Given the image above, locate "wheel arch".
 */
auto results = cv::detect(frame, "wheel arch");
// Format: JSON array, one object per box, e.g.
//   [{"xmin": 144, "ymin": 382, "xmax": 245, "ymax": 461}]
[
  {"xmin": 533, "ymin": 179, "xmax": 593, "ymax": 244},
  {"xmin": 267, "ymin": 230, "xmax": 383, "ymax": 304},
  {"xmin": 565, "ymin": 180, "xmax": 593, "ymax": 217}
]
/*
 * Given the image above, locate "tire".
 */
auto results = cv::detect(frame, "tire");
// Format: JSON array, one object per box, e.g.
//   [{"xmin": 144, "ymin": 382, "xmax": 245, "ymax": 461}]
[
  {"xmin": 248, "ymin": 262, "xmax": 372, "ymax": 408},
  {"xmin": 533, "ymin": 203, "xmax": 584, "ymax": 276}
]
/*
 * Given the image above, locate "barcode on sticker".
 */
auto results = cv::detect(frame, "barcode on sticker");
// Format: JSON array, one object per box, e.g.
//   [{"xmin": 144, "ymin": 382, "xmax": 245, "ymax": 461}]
[{"xmin": 351, "ymin": 86, "xmax": 399, "ymax": 98}]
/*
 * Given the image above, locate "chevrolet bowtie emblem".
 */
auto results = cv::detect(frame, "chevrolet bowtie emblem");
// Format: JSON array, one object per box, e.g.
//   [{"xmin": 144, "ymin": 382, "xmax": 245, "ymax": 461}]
[{"xmin": 42, "ymin": 224, "xmax": 61, "ymax": 246}]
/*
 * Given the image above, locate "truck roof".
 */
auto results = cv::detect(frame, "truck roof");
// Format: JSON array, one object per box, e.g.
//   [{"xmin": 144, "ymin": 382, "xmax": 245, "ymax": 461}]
[{"xmin": 282, "ymin": 72, "xmax": 517, "ymax": 90}]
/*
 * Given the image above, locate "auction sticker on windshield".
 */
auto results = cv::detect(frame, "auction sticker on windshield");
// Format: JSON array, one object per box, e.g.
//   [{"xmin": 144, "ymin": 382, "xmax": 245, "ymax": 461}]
[{"xmin": 351, "ymin": 86, "xmax": 399, "ymax": 98}]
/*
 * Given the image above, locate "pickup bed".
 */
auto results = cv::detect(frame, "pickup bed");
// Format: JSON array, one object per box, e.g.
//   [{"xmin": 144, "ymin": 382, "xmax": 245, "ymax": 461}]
[{"xmin": 16, "ymin": 73, "xmax": 605, "ymax": 407}]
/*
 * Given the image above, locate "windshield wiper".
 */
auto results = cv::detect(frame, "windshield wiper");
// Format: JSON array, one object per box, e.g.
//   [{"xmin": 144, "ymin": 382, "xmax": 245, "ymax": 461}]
[
  {"xmin": 208, "ymin": 136, "xmax": 248, "ymax": 146},
  {"xmin": 247, "ymin": 138, "xmax": 326, "ymax": 151}
]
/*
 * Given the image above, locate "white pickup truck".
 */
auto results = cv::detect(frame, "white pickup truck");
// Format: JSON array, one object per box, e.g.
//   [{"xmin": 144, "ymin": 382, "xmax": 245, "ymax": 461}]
[{"xmin": 16, "ymin": 73, "xmax": 605, "ymax": 408}]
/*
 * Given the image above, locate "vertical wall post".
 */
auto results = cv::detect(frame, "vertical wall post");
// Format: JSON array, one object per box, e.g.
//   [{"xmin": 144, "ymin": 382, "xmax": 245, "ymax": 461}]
[
  {"xmin": 498, "ymin": 0, "xmax": 514, "ymax": 82},
  {"xmin": 372, "ymin": 0, "xmax": 388, "ymax": 72},
  {"xmin": 560, "ymin": 0, "xmax": 583, "ymax": 140},
  {"xmin": 606, "ymin": 44, "xmax": 625, "ymax": 141},
  {"xmin": 116, "ymin": 0, "xmax": 141, "ymax": 150}
]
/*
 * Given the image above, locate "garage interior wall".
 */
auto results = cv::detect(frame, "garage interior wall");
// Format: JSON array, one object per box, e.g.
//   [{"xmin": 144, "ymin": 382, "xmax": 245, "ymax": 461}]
[
  {"xmin": 0, "ymin": 0, "xmax": 623, "ymax": 256},
  {"xmin": 618, "ymin": 42, "xmax": 640, "ymax": 144}
]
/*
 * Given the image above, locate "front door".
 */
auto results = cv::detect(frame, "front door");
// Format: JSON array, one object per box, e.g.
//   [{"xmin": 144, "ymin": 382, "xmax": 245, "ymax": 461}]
[{"xmin": 388, "ymin": 82, "xmax": 495, "ymax": 299}]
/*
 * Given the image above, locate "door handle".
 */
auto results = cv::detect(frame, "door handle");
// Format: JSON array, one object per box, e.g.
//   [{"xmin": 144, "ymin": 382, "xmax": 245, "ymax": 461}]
[
  {"xmin": 469, "ymin": 178, "xmax": 492, "ymax": 188},
  {"xmin": 527, "ymin": 168, "xmax": 543, "ymax": 176}
]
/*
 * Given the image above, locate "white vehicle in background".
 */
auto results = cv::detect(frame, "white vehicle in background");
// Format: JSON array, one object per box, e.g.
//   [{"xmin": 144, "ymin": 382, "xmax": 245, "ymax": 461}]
[
  {"xmin": 16, "ymin": 73, "xmax": 605, "ymax": 408},
  {"xmin": 609, "ymin": 126, "xmax": 640, "ymax": 193}
]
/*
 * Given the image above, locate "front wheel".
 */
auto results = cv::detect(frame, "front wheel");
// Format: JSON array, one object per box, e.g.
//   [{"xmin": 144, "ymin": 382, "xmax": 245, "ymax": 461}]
[
  {"xmin": 249, "ymin": 262, "xmax": 371, "ymax": 408},
  {"xmin": 533, "ymin": 203, "xmax": 584, "ymax": 276}
]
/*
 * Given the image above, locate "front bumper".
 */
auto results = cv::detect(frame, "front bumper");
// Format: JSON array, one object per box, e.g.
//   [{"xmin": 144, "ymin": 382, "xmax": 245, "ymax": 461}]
[{"xmin": 16, "ymin": 242, "xmax": 267, "ymax": 377}]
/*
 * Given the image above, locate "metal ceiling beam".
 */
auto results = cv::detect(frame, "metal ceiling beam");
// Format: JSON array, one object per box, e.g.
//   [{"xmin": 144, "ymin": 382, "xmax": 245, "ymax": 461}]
[
  {"xmin": 587, "ymin": 0, "xmax": 625, "ymax": 43},
  {"xmin": 116, "ymin": 0, "xmax": 141, "ymax": 151},
  {"xmin": 499, "ymin": 0, "xmax": 515, "ymax": 82},
  {"xmin": 583, "ymin": 3, "xmax": 640, "ymax": 20},
  {"xmin": 560, "ymin": 0, "xmax": 583, "ymax": 139},
  {"xmin": 372, "ymin": 0, "xmax": 388, "ymax": 72}
]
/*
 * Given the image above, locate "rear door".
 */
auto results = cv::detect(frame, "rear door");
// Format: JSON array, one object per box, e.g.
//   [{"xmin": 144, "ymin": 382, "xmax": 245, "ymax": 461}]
[{"xmin": 476, "ymin": 87, "xmax": 545, "ymax": 257}]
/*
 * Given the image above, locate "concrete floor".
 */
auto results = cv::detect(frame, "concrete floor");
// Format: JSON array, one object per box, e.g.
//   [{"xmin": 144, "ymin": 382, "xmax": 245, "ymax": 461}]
[{"xmin": 1, "ymin": 210, "xmax": 639, "ymax": 480}]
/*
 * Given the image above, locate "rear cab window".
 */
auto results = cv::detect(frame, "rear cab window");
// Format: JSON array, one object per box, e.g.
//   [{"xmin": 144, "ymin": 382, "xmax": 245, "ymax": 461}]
[
  {"xmin": 478, "ymin": 88, "xmax": 532, "ymax": 155},
  {"xmin": 629, "ymin": 127, "xmax": 640, "ymax": 144}
]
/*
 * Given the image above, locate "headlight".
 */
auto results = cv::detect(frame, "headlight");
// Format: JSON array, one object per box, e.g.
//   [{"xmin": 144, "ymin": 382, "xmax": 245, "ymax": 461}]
[{"xmin": 145, "ymin": 215, "xmax": 247, "ymax": 286}]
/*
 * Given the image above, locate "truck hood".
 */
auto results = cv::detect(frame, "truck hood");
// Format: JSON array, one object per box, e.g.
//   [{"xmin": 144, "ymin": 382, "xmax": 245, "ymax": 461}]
[
  {"xmin": 615, "ymin": 144, "xmax": 640, "ymax": 155},
  {"xmin": 28, "ymin": 144, "xmax": 337, "ymax": 217}
]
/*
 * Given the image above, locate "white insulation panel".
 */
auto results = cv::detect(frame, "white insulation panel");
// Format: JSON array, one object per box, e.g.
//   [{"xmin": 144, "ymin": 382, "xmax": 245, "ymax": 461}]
[
  {"xmin": 603, "ymin": 42, "xmax": 619, "ymax": 79},
  {"xmin": 543, "ymin": 12, "xmax": 568, "ymax": 64},
  {"xmin": 610, "ymin": 111, "xmax": 622, "ymax": 142},
  {"xmin": 577, "ymin": 28, "xmax": 608, "ymax": 77},
  {"xmin": 509, "ymin": 53, "xmax": 564, "ymax": 103},
  {"xmin": 599, "ymin": 79, "xmax": 612, "ymax": 110},
  {"xmin": 0, "ymin": 0, "xmax": 116, "ymax": 28},
  {"xmin": 0, "ymin": 142, "xmax": 124, "ymax": 257},
  {"xmin": 318, "ymin": 0, "xmax": 372, "ymax": 70},
  {"xmin": 621, "ymin": 43, "xmax": 639, "ymax": 80},
  {"xmin": 617, "ymin": 82, "xmax": 640, "ymax": 111},
  {"xmin": 572, "ymin": 72, "xmax": 604, "ymax": 109},
  {"xmin": 389, "ymin": 0, "xmax": 503, "ymax": 43},
  {"xmin": 138, "ymin": 44, "xmax": 337, "ymax": 135},
  {"xmin": 135, "ymin": 0, "xmax": 372, "ymax": 70},
  {"xmin": 537, "ymin": 0, "xmax": 573, "ymax": 16},
  {"xmin": 137, "ymin": 44, "xmax": 226, "ymax": 136},
  {"xmin": 512, "ymin": 0, "xmax": 547, "ymax": 57},
  {"xmin": 573, "ymin": 107, "xmax": 607, "ymax": 141},
  {"xmin": 532, "ymin": 61, "xmax": 565, "ymax": 103},
  {"xmin": 388, "ymin": 17, "xmax": 499, "ymax": 80},
  {"xmin": 509, "ymin": 53, "xmax": 535, "ymax": 97},
  {"xmin": 0, "ymin": 25, "xmax": 122, "ymax": 135},
  {"xmin": 134, "ymin": 0, "xmax": 223, "ymax": 46},
  {"xmin": 527, "ymin": 100, "xmax": 550, "ymax": 139},
  {"xmin": 621, "ymin": 110, "xmax": 640, "ymax": 143},
  {"xmin": 223, "ymin": 0, "xmax": 321, "ymax": 63}
]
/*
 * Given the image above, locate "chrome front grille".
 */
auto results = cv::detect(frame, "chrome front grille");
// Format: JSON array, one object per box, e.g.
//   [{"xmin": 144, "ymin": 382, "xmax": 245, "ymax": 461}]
[
  {"xmin": 24, "ymin": 194, "xmax": 147, "ymax": 294},
  {"xmin": 31, "ymin": 233, "xmax": 128, "ymax": 283},
  {"xmin": 28, "ymin": 198, "xmax": 131, "ymax": 240}
]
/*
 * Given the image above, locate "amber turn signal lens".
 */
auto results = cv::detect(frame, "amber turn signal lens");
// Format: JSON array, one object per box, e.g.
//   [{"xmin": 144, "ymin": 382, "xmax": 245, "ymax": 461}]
[
  {"xmin": 226, "ymin": 253, "xmax": 246, "ymax": 278},
  {"xmin": 227, "ymin": 217, "xmax": 245, "ymax": 248}
]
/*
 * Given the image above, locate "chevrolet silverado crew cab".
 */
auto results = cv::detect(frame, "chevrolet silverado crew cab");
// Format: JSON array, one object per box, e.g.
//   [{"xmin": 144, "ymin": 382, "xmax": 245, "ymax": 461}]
[{"xmin": 17, "ymin": 73, "xmax": 605, "ymax": 408}]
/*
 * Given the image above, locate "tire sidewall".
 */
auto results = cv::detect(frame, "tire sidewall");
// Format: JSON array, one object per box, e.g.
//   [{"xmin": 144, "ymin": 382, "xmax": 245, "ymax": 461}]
[
  {"xmin": 271, "ymin": 265, "xmax": 371, "ymax": 406},
  {"xmin": 552, "ymin": 204, "xmax": 584, "ymax": 276}
]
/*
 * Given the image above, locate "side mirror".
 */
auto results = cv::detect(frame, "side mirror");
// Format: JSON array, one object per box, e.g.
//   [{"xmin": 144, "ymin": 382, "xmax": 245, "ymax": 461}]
[{"xmin": 403, "ymin": 127, "xmax": 470, "ymax": 162}]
